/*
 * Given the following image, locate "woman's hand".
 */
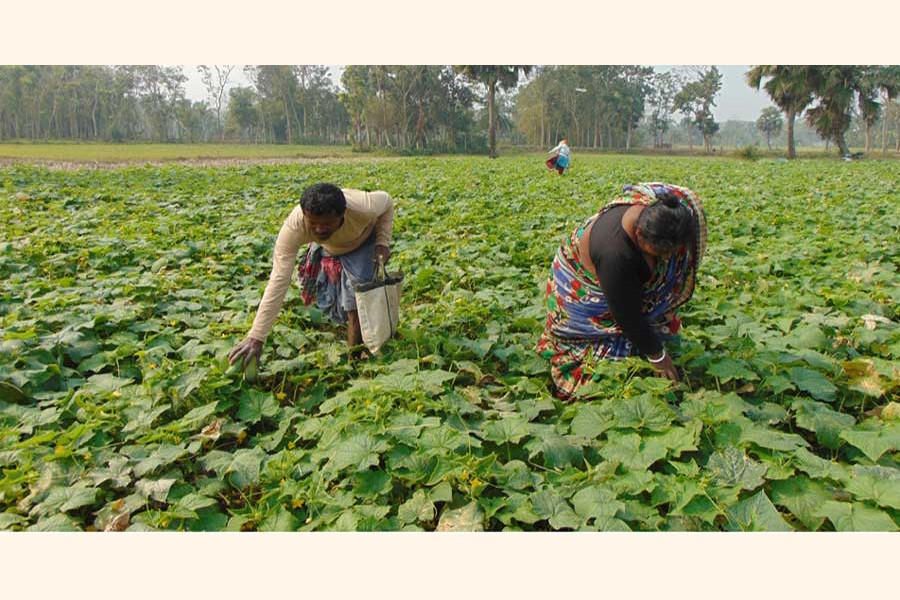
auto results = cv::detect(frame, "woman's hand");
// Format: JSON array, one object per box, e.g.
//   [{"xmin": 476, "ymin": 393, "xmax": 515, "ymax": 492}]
[
  {"xmin": 228, "ymin": 337, "xmax": 263, "ymax": 370},
  {"xmin": 648, "ymin": 350, "xmax": 679, "ymax": 382}
]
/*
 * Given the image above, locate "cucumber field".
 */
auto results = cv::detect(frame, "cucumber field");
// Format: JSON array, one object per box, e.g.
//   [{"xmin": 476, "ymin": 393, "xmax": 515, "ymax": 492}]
[{"xmin": 1, "ymin": 154, "xmax": 898, "ymax": 531}]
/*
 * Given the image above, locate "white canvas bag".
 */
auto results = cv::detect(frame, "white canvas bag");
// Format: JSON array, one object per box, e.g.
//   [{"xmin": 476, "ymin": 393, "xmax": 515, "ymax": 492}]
[{"xmin": 354, "ymin": 258, "xmax": 403, "ymax": 354}]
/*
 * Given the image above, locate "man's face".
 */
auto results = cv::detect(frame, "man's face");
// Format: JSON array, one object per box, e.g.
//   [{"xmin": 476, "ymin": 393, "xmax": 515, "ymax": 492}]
[{"xmin": 304, "ymin": 210, "xmax": 344, "ymax": 241}]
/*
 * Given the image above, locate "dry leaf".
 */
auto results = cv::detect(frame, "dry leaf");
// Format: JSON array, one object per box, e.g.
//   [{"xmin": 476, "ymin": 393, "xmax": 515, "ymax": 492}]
[
  {"xmin": 199, "ymin": 418, "xmax": 223, "ymax": 441},
  {"xmin": 104, "ymin": 512, "xmax": 130, "ymax": 532},
  {"xmin": 861, "ymin": 314, "xmax": 891, "ymax": 331},
  {"xmin": 868, "ymin": 402, "xmax": 900, "ymax": 421}
]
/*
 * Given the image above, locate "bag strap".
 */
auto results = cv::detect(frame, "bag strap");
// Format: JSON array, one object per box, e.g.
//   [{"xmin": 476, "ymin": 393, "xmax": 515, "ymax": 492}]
[
  {"xmin": 375, "ymin": 255, "xmax": 396, "ymax": 339},
  {"xmin": 382, "ymin": 284, "xmax": 395, "ymax": 339},
  {"xmin": 374, "ymin": 255, "xmax": 387, "ymax": 283}
]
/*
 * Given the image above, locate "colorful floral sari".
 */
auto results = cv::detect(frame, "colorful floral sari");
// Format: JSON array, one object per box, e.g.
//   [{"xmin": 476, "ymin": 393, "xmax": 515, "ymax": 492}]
[{"xmin": 536, "ymin": 182, "xmax": 708, "ymax": 400}]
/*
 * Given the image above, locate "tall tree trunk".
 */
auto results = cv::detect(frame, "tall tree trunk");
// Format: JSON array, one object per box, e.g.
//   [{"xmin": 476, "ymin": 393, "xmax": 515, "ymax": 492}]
[
  {"xmin": 865, "ymin": 123, "xmax": 872, "ymax": 152},
  {"xmin": 488, "ymin": 80, "xmax": 497, "ymax": 158},
  {"xmin": 302, "ymin": 104, "xmax": 307, "ymax": 139},
  {"xmin": 258, "ymin": 109, "xmax": 267, "ymax": 144},
  {"xmin": 881, "ymin": 92, "xmax": 890, "ymax": 155},
  {"xmin": 290, "ymin": 98, "xmax": 303, "ymax": 142},
  {"xmin": 415, "ymin": 101, "xmax": 426, "ymax": 149},
  {"xmin": 401, "ymin": 94, "xmax": 409, "ymax": 148},
  {"xmin": 70, "ymin": 103, "xmax": 78, "ymax": 139},
  {"xmin": 626, "ymin": 111, "xmax": 633, "ymax": 151},
  {"xmin": 895, "ymin": 116, "xmax": 899, "ymax": 151},
  {"xmin": 282, "ymin": 92, "xmax": 293, "ymax": 144},
  {"xmin": 836, "ymin": 133, "xmax": 849, "ymax": 157},
  {"xmin": 381, "ymin": 93, "xmax": 388, "ymax": 148},
  {"xmin": 91, "ymin": 86, "xmax": 100, "ymax": 138},
  {"xmin": 540, "ymin": 102, "xmax": 545, "ymax": 148},
  {"xmin": 48, "ymin": 95, "xmax": 58, "ymax": 139},
  {"xmin": 32, "ymin": 91, "xmax": 43, "ymax": 138},
  {"xmin": 786, "ymin": 108, "xmax": 796, "ymax": 159}
]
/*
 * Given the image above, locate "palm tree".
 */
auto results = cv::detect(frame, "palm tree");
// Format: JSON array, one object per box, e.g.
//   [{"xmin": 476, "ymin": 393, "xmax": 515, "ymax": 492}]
[
  {"xmin": 745, "ymin": 66, "xmax": 813, "ymax": 159},
  {"xmin": 454, "ymin": 65, "xmax": 532, "ymax": 158},
  {"xmin": 756, "ymin": 107, "xmax": 783, "ymax": 150},
  {"xmin": 874, "ymin": 66, "xmax": 900, "ymax": 155},
  {"xmin": 804, "ymin": 66, "xmax": 865, "ymax": 157},
  {"xmin": 857, "ymin": 69, "xmax": 882, "ymax": 152}
]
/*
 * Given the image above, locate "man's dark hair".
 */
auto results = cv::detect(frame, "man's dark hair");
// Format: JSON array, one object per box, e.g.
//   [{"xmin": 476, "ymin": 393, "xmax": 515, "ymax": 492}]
[
  {"xmin": 636, "ymin": 192, "xmax": 695, "ymax": 252},
  {"xmin": 300, "ymin": 183, "xmax": 346, "ymax": 217}
]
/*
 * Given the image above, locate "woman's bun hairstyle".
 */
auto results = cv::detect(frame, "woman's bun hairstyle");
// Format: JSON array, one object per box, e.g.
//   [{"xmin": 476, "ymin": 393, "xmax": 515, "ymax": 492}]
[
  {"xmin": 637, "ymin": 192, "xmax": 695, "ymax": 251},
  {"xmin": 659, "ymin": 193, "xmax": 681, "ymax": 209}
]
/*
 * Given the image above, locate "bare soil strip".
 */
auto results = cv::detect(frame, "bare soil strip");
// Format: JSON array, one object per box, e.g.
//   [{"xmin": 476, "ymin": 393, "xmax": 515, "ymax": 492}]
[{"xmin": 0, "ymin": 156, "xmax": 404, "ymax": 170}]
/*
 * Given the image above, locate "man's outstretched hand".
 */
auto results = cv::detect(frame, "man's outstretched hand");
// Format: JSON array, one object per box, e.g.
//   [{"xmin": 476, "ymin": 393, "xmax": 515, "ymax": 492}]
[{"xmin": 228, "ymin": 337, "xmax": 263, "ymax": 370}]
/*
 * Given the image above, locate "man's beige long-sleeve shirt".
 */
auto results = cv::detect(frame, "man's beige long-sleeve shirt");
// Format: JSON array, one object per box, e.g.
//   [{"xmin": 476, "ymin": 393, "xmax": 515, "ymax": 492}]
[{"xmin": 247, "ymin": 189, "xmax": 394, "ymax": 342}]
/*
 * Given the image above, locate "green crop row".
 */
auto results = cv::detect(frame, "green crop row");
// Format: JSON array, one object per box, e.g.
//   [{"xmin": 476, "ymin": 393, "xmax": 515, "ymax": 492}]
[{"xmin": 1, "ymin": 155, "xmax": 898, "ymax": 531}]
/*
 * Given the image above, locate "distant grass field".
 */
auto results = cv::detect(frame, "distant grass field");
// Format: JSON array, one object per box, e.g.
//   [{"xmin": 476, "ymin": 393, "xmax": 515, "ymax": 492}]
[
  {"xmin": 0, "ymin": 142, "xmax": 359, "ymax": 162},
  {"xmin": 0, "ymin": 141, "xmax": 895, "ymax": 164}
]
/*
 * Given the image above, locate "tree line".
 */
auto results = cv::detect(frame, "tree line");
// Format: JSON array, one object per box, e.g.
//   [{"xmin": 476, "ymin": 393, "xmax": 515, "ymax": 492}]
[
  {"xmin": 0, "ymin": 65, "xmax": 349, "ymax": 145},
  {"xmin": 1, "ymin": 64, "xmax": 898, "ymax": 157},
  {"xmin": 747, "ymin": 65, "xmax": 900, "ymax": 157}
]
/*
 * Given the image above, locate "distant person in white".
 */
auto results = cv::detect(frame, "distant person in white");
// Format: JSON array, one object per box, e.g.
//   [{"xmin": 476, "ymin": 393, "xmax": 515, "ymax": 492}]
[{"xmin": 546, "ymin": 139, "xmax": 571, "ymax": 175}]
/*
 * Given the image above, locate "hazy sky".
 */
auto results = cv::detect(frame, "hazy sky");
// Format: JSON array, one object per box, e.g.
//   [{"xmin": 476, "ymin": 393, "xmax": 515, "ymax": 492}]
[
  {"xmin": 182, "ymin": 65, "xmax": 774, "ymax": 123},
  {"xmin": 659, "ymin": 65, "xmax": 772, "ymax": 121}
]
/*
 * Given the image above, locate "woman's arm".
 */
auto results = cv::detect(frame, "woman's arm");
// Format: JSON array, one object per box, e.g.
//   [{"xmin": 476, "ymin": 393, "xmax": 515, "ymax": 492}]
[{"xmin": 597, "ymin": 260, "xmax": 664, "ymax": 358}]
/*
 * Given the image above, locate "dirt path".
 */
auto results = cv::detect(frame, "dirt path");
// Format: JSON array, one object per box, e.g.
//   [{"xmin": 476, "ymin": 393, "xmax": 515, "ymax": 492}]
[{"xmin": 0, "ymin": 156, "xmax": 405, "ymax": 171}]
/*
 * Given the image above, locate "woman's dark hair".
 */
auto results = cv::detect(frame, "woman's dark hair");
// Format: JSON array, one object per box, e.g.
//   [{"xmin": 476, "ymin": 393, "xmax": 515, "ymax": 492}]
[
  {"xmin": 300, "ymin": 183, "xmax": 346, "ymax": 217},
  {"xmin": 636, "ymin": 192, "xmax": 695, "ymax": 252}
]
